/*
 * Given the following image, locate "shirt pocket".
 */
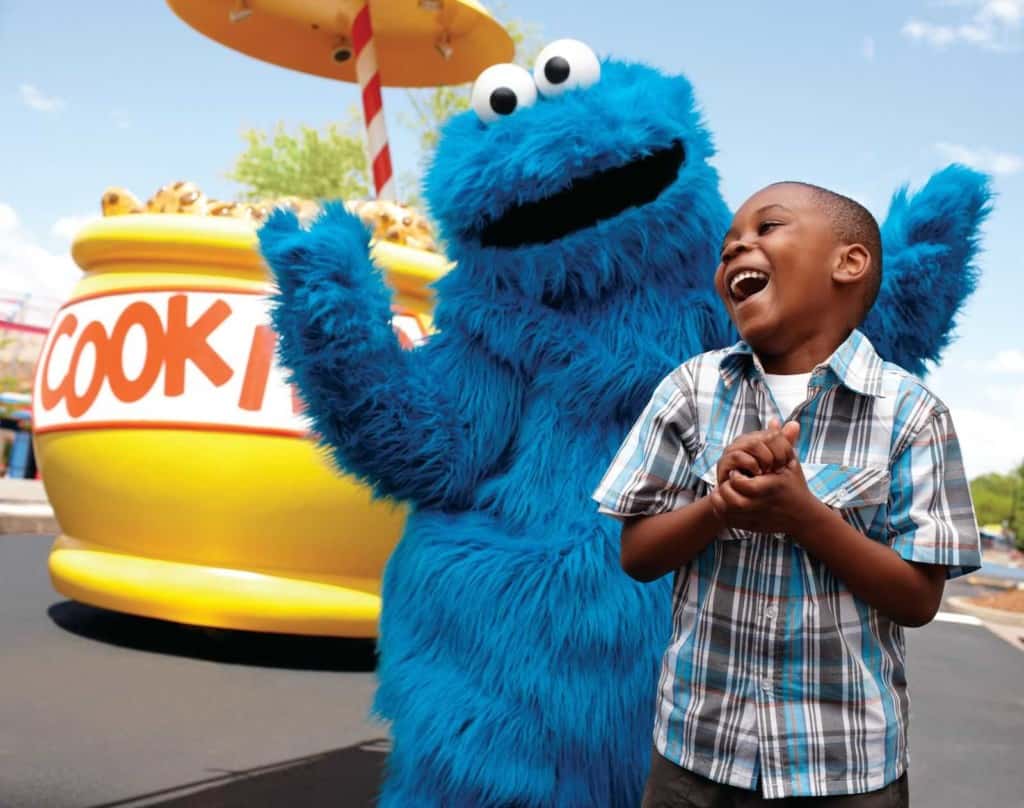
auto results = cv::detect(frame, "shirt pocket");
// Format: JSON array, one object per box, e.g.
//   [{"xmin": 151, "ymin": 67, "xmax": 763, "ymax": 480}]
[
  {"xmin": 693, "ymin": 446, "xmax": 891, "ymax": 540},
  {"xmin": 802, "ymin": 463, "xmax": 890, "ymax": 538}
]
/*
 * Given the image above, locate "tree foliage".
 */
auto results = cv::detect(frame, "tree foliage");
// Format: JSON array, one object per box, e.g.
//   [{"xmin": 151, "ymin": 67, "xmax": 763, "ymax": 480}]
[
  {"xmin": 404, "ymin": 85, "xmax": 473, "ymax": 156},
  {"xmin": 404, "ymin": 14, "xmax": 544, "ymax": 159},
  {"xmin": 970, "ymin": 461, "xmax": 1024, "ymax": 541},
  {"xmin": 228, "ymin": 120, "xmax": 369, "ymax": 201},
  {"xmin": 228, "ymin": 12, "xmax": 540, "ymax": 201}
]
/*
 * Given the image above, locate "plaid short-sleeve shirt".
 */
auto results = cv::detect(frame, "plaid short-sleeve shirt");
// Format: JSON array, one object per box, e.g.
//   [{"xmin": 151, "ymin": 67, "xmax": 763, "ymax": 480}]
[{"xmin": 593, "ymin": 329, "xmax": 981, "ymax": 799}]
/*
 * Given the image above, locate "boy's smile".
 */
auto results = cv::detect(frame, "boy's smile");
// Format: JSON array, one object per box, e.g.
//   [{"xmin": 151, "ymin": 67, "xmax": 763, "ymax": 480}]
[
  {"xmin": 713, "ymin": 184, "xmax": 868, "ymax": 369},
  {"xmin": 725, "ymin": 266, "xmax": 770, "ymax": 303}
]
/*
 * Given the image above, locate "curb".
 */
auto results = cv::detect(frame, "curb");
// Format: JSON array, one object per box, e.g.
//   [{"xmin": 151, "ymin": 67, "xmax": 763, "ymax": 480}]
[
  {"xmin": 969, "ymin": 575, "xmax": 1022, "ymax": 590},
  {"xmin": 947, "ymin": 595, "xmax": 1024, "ymax": 628},
  {"xmin": 0, "ymin": 504, "xmax": 58, "ymax": 536}
]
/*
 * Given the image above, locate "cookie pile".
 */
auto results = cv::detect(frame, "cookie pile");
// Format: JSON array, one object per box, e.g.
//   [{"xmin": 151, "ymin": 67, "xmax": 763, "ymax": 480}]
[{"xmin": 100, "ymin": 182, "xmax": 439, "ymax": 253}]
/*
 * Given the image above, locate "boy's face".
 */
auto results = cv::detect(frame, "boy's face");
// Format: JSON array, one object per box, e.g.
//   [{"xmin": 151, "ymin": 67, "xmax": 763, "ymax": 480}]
[{"xmin": 714, "ymin": 185, "xmax": 844, "ymax": 355}]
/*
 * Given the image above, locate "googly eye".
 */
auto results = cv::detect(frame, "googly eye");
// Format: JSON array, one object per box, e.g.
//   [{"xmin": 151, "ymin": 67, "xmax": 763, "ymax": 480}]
[
  {"xmin": 471, "ymin": 63, "xmax": 538, "ymax": 124},
  {"xmin": 533, "ymin": 39, "xmax": 601, "ymax": 98}
]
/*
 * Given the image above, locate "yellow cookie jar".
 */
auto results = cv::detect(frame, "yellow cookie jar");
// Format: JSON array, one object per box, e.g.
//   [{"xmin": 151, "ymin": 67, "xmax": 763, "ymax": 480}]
[{"xmin": 34, "ymin": 214, "xmax": 448, "ymax": 637}]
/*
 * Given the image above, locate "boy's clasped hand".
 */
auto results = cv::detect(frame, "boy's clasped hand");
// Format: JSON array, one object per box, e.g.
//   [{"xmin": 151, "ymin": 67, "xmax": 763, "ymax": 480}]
[{"xmin": 710, "ymin": 418, "xmax": 816, "ymax": 536}]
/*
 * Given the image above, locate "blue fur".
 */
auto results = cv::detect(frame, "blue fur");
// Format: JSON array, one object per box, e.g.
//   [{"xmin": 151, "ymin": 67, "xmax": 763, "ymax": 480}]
[
  {"xmin": 868, "ymin": 164, "xmax": 992, "ymax": 376},
  {"xmin": 259, "ymin": 57, "xmax": 990, "ymax": 807}
]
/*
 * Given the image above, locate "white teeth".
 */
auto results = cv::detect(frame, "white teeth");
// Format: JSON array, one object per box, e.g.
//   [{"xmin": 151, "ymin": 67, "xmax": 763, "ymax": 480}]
[{"xmin": 730, "ymin": 270, "xmax": 769, "ymax": 297}]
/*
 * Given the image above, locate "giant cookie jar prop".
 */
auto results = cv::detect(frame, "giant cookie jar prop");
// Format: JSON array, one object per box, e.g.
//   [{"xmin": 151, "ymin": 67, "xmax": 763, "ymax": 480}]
[{"xmin": 33, "ymin": 210, "xmax": 447, "ymax": 636}]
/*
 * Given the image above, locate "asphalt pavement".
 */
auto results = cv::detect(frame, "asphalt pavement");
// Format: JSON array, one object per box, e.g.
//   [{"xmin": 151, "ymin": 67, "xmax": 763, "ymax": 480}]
[
  {"xmin": 1, "ymin": 534, "xmax": 1021, "ymax": 808},
  {"xmin": 0, "ymin": 534, "xmax": 384, "ymax": 808}
]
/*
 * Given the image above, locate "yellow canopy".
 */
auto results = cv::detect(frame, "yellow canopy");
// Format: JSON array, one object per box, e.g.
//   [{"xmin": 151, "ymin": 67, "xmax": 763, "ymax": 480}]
[{"xmin": 167, "ymin": 0, "xmax": 515, "ymax": 87}]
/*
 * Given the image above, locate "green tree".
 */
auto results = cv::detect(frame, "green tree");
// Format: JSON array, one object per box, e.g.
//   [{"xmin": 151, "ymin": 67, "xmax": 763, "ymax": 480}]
[
  {"xmin": 404, "ymin": 15, "xmax": 543, "ymax": 159},
  {"xmin": 228, "ymin": 119, "xmax": 369, "ymax": 201},
  {"xmin": 0, "ymin": 336, "xmax": 30, "ymax": 418},
  {"xmin": 404, "ymin": 84, "xmax": 473, "ymax": 157},
  {"xmin": 970, "ymin": 461, "xmax": 1024, "ymax": 544},
  {"xmin": 227, "ymin": 13, "xmax": 539, "ymax": 203}
]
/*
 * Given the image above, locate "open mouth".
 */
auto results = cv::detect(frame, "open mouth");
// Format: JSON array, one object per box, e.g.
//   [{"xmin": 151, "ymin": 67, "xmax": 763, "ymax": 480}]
[
  {"xmin": 728, "ymin": 270, "xmax": 770, "ymax": 303},
  {"xmin": 475, "ymin": 141, "xmax": 685, "ymax": 248}
]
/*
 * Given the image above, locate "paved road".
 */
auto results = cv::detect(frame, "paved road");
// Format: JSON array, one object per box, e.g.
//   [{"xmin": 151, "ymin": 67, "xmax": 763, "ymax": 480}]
[
  {"xmin": 0, "ymin": 535, "xmax": 384, "ymax": 808},
  {"xmin": 1, "ymin": 534, "xmax": 1021, "ymax": 808}
]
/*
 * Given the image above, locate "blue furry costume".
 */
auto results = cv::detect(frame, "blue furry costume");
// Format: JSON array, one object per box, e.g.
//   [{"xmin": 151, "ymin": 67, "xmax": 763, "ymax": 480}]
[{"xmin": 260, "ymin": 46, "xmax": 990, "ymax": 807}]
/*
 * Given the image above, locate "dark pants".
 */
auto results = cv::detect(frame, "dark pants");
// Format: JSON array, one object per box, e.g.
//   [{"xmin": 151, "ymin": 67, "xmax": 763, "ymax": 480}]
[{"xmin": 641, "ymin": 749, "xmax": 910, "ymax": 808}]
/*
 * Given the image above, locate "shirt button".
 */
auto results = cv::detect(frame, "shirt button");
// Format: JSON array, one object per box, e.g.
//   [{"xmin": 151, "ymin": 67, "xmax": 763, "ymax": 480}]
[
  {"xmin": 761, "ymin": 678, "xmax": 772, "ymax": 693},
  {"xmin": 837, "ymin": 487, "xmax": 850, "ymax": 499},
  {"xmin": 765, "ymin": 605, "xmax": 778, "ymax": 620}
]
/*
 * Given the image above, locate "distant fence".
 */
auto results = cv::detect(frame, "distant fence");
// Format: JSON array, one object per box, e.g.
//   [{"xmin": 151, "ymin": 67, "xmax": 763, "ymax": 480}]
[
  {"xmin": 0, "ymin": 292, "xmax": 60, "ymax": 328},
  {"xmin": 0, "ymin": 291, "xmax": 59, "ymax": 390},
  {"xmin": 0, "ymin": 290, "xmax": 53, "ymax": 480}
]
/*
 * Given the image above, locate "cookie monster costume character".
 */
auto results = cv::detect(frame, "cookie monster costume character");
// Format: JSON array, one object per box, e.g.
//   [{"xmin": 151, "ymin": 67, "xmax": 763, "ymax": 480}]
[{"xmin": 260, "ymin": 40, "xmax": 990, "ymax": 807}]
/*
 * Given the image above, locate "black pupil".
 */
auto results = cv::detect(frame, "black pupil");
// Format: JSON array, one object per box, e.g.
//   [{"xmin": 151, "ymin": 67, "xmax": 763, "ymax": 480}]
[
  {"xmin": 490, "ymin": 87, "xmax": 518, "ymax": 115},
  {"xmin": 544, "ymin": 56, "xmax": 571, "ymax": 84}
]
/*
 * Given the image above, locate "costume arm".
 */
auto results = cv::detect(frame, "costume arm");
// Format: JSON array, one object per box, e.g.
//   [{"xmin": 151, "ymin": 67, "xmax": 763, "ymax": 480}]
[
  {"xmin": 862, "ymin": 164, "xmax": 992, "ymax": 376},
  {"xmin": 259, "ymin": 204, "xmax": 521, "ymax": 508},
  {"xmin": 594, "ymin": 368, "xmax": 719, "ymax": 580},
  {"xmin": 570, "ymin": 287, "xmax": 734, "ymax": 423}
]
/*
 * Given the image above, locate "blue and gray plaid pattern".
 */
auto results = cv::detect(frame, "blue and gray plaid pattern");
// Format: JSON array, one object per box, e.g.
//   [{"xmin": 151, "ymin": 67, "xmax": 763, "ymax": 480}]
[{"xmin": 594, "ymin": 329, "xmax": 981, "ymax": 798}]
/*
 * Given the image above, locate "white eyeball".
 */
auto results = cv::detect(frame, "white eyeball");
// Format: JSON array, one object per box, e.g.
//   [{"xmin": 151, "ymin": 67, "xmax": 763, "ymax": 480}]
[
  {"xmin": 471, "ymin": 63, "xmax": 538, "ymax": 124},
  {"xmin": 533, "ymin": 39, "xmax": 601, "ymax": 98}
]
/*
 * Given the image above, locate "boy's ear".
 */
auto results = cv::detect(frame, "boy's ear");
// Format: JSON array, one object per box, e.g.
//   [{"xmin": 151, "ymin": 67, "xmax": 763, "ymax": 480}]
[{"xmin": 832, "ymin": 244, "xmax": 871, "ymax": 287}]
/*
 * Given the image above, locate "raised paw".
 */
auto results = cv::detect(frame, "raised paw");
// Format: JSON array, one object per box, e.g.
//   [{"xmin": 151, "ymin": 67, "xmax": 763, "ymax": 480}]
[
  {"xmin": 258, "ymin": 201, "xmax": 376, "ymax": 298},
  {"xmin": 258, "ymin": 207, "xmax": 305, "ymax": 294}
]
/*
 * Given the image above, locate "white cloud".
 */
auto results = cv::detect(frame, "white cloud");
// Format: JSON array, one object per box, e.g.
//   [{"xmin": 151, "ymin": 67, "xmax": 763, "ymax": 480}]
[
  {"xmin": 981, "ymin": 0, "xmax": 1024, "ymax": 24},
  {"xmin": 929, "ymin": 361, "xmax": 1024, "ymax": 478},
  {"xmin": 982, "ymin": 383, "xmax": 1024, "ymax": 406},
  {"xmin": 985, "ymin": 349, "xmax": 1024, "ymax": 373},
  {"xmin": 952, "ymin": 405, "xmax": 1024, "ymax": 477},
  {"xmin": 51, "ymin": 214, "xmax": 100, "ymax": 242},
  {"xmin": 0, "ymin": 203, "xmax": 81, "ymax": 313},
  {"xmin": 862, "ymin": 36, "xmax": 877, "ymax": 62},
  {"xmin": 934, "ymin": 142, "xmax": 1024, "ymax": 175},
  {"xmin": 902, "ymin": 0, "xmax": 1023, "ymax": 50},
  {"xmin": 18, "ymin": 83, "xmax": 64, "ymax": 113},
  {"xmin": 904, "ymin": 20, "xmax": 958, "ymax": 46}
]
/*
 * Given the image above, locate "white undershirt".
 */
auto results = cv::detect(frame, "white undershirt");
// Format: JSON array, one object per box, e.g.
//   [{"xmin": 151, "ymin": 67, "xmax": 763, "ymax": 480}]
[{"xmin": 762, "ymin": 372, "xmax": 813, "ymax": 420}]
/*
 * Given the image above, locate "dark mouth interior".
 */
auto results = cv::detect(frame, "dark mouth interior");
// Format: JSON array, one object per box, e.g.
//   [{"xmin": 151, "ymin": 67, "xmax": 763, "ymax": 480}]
[
  {"xmin": 731, "ymin": 275, "xmax": 770, "ymax": 302},
  {"xmin": 476, "ymin": 141, "xmax": 685, "ymax": 249}
]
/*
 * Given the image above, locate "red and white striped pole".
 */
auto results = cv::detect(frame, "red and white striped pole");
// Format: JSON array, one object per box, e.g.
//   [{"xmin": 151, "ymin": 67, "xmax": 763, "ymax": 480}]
[{"xmin": 352, "ymin": 2, "xmax": 395, "ymax": 200}]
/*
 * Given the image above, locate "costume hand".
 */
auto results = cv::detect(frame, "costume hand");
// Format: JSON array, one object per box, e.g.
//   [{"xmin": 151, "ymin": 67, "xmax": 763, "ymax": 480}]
[{"xmin": 715, "ymin": 418, "xmax": 800, "ymax": 485}]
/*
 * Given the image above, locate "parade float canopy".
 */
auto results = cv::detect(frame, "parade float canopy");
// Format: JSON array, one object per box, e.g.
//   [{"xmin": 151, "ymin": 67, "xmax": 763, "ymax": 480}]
[{"xmin": 166, "ymin": 0, "xmax": 515, "ymax": 87}]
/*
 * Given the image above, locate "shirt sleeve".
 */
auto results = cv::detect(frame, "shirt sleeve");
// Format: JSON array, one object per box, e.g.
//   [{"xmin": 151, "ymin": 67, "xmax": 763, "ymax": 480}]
[
  {"xmin": 592, "ymin": 369, "xmax": 700, "ymax": 520},
  {"xmin": 887, "ymin": 407, "xmax": 981, "ymax": 578}
]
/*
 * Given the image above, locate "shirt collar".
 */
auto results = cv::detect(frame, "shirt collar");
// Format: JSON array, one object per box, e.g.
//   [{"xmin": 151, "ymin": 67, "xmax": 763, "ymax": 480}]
[{"xmin": 719, "ymin": 329, "xmax": 886, "ymax": 398}]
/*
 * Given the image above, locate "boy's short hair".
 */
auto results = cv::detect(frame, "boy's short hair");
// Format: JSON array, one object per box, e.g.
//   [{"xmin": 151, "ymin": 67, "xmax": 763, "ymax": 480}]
[{"xmin": 771, "ymin": 182, "xmax": 883, "ymax": 320}]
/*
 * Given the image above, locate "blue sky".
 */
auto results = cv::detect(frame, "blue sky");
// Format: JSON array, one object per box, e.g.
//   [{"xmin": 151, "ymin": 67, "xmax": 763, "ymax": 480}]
[{"xmin": 1, "ymin": 1, "xmax": 1022, "ymax": 477}]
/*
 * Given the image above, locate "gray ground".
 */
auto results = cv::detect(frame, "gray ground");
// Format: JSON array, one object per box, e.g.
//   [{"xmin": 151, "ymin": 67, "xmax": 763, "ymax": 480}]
[{"xmin": 0, "ymin": 534, "xmax": 1020, "ymax": 808}]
